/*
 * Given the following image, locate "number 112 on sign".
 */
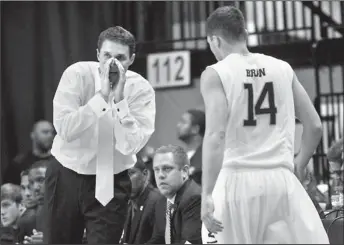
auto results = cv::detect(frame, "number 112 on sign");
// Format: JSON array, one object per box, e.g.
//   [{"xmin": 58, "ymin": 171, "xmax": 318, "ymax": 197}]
[{"xmin": 147, "ymin": 51, "xmax": 191, "ymax": 89}]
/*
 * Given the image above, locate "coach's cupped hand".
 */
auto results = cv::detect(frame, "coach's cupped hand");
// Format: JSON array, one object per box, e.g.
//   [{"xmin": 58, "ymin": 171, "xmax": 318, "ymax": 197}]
[
  {"xmin": 100, "ymin": 58, "xmax": 126, "ymax": 103},
  {"xmin": 100, "ymin": 58, "xmax": 115, "ymax": 102},
  {"xmin": 112, "ymin": 58, "xmax": 126, "ymax": 103},
  {"xmin": 201, "ymin": 194, "xmax": 223, "ymax": 234}
]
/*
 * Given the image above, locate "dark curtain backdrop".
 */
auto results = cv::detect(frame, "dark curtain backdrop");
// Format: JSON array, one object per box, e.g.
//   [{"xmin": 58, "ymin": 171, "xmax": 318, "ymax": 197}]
[{"xmin": 1, "ymin": 1, "xmax": 139, "ymax": 184}]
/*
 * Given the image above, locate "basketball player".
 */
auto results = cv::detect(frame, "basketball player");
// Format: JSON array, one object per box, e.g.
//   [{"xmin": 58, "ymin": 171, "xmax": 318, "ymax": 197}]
[{"xmin": 200, "ymin": 6, "xmax": 329, "ymax": 244}]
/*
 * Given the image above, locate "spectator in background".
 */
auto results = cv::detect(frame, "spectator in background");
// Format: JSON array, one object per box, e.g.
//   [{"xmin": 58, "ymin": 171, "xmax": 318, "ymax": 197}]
[
  {"xmin": 28, "ymin": 160, "xmax": 47, "ymax": 210},
  {"xmin": 148, "ymin": 145, "xmax": 202, "ymax": 244},
  {"xmin": 327, "ymin": 137, "xmax": 344, "ymax": 181},
  {"xmin": 138, "ymin": 145, "xmax": 155, "ymax": 163},
  {"xmin": 19, "ymin": 171, "xmax": 35, "ymax": 209},
  {"xmin": 4, "ymin": 120, "xmax": 54, "ymax": 185},
  {"xmin": 302, "ymin": 166, "xmax": 326, "ymax": 218},
  {"xmin": 138, "ymin": 145, "xmax": 156, "ymax": 187},
  {"xmin": 1, "ymin": 184, "xmax": 24, "ymax": 244},
  {"xmin": 121, "ymin": 156, "xmax": 164, "ymax": 244},
  {"xmin": 19, "ymin": 160, "xmax": 49, "ymax": 244},
  {"xmin": 176, "ymin": 109, "xmax": 205, "ymax": 185},
  {"xmin": 293, "ymin": 151, "xmax": 327, "ymax": 218}
]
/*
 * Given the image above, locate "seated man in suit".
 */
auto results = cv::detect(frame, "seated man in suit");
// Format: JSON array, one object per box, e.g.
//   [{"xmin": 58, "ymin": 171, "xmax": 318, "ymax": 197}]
[
  {"xmin": 148, "ymin": 145, "xmax": 202, "ymax": 244},
  {"xmin": 176, "ymin": 109, "xmax": 205, "ymax": 185},
  {"xmin": 121, "ymin": 156, "xmax": 164, "ymax": 244}
]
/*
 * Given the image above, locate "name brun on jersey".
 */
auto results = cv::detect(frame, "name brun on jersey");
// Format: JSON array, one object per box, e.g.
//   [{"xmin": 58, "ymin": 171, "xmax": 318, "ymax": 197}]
[{"xmin": 246, "ymin": 68, "xmax": 266, "ymax": 77}]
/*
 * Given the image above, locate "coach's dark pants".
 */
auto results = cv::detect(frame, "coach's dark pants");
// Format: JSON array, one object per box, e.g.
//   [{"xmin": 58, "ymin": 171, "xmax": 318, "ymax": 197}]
[{"xmin": 42, "ymin": 158, "xmax": 131, "ymax": 244}]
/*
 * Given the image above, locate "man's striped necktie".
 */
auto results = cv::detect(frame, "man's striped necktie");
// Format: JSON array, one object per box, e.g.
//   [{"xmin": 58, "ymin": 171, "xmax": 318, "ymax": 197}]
[{"xmin": 165, "ymin": 201, "xmax": 173, "ymax": 244}]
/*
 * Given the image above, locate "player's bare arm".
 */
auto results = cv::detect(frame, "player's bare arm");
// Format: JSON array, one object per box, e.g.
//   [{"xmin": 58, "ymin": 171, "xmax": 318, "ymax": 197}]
[
  {"xmin": 201, "ymin": 67, "xmax": 227, "ymax": 195},
  {"xmin": 200, "ymin": 67, "xmax": 227, "ymax": 233},
  {"xmin": 292, "ymin": 71, "xmax": 323, "ymax": 182}
]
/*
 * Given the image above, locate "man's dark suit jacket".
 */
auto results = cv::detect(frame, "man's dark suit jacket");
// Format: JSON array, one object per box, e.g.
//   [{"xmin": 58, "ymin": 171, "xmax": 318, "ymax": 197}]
[
  {"xmin": 17, "ymin": 203, "xmax": 44, "ymax": 243},
  {"xmin": 190, "ymin": 145, "xmax": 202, "ymax": 186},
  {"xmin": 148, "ymin": 179, "xmax": 202, "ymax": 244},
  {"xmin": 0, "ymin": 224, "xmax": 19, "ymax": 244},
  {"xmin": 122, "ymin": 185, "xmax": 164, "ymax": 244}
]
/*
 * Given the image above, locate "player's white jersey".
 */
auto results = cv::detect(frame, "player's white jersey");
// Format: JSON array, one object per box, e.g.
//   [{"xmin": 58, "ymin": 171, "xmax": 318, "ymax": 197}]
[{"xmin": 208, "ymin": 53, "xmax": 295, "ymax": 170}]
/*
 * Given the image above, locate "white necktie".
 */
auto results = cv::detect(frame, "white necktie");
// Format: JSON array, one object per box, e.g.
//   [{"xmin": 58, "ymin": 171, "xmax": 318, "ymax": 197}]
[{"xmin": 95, "ymin": 111, "xmax": 114, "ymax": 206}]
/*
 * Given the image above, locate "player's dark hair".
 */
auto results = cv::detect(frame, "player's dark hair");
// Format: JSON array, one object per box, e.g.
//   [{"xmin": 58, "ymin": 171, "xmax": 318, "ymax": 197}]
[
  {"xmin": 98, "ymin": 26, "xmax": 136, "ymax": 56},
  {"xmin": 206, "ymin": 6, "xmax": 246, "ymax": 42}
]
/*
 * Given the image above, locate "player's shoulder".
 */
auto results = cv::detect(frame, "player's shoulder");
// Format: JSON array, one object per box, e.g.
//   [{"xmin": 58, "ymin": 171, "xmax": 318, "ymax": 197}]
[
  {"xmin": 201, "ymin": 65, "xmax": 218, "ymax": 77},
  {"xmin": 200, "ymin": 66, "xmax": 223, "ymax": 90},
  {"xmin": 258, "ymin": 53, "xmax": 292, "ymax": 69},
  {"xmin": 256, "ymin": 54, "xmax": 294, "ymax": 80}
]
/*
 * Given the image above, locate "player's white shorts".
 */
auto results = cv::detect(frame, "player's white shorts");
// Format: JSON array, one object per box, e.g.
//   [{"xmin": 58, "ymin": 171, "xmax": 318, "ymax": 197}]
[{"xmin": 202, "ymin": 167, "xmax": 329, "ymax": 244}]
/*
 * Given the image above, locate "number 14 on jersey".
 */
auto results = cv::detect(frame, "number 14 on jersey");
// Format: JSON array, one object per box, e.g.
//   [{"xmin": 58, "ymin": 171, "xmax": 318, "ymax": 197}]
[{"xmin": 244, "ymin": 82, "xmax": 277, "ymax": 126}]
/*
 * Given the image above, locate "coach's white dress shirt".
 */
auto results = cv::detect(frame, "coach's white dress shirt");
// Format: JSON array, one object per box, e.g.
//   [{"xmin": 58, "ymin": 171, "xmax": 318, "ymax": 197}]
[{"xmin": 51, "ymin": 61, "xmax": 155, "ymax": 205}]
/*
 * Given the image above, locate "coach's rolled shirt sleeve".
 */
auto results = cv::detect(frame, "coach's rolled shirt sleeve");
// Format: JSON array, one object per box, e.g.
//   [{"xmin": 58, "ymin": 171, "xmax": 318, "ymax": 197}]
[
  {"xmin": 112, "ymin": 80, "xmax": 156, "ymax": 156},
  {"xmin": 53, "ymin": 66, "xmax": 107, "ymax": 142}
]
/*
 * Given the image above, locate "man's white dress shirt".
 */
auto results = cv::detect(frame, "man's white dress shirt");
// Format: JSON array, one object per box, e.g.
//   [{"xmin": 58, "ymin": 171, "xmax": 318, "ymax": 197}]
[{"xmin": 51, "ymin": 61, "xmax": 155, "ymax": 204}]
